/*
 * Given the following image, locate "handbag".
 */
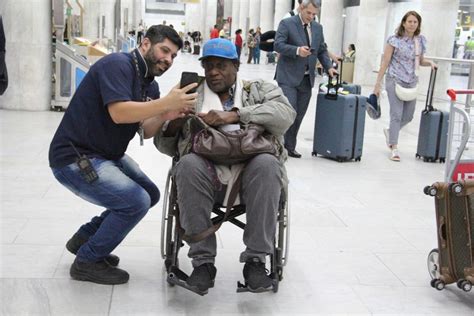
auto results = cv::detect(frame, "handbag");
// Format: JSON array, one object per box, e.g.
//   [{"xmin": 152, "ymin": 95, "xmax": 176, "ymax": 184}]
[
  {"xmin": 189, "ymin": 116, "xmax": 280, "ymax": 165},
  {"xmin": 395, "ymin": 83, "xmax": 418, "ymax": 101},
  {"xmin": 394, "ymin": 36, "xmax": 421, "ymax": 102}
]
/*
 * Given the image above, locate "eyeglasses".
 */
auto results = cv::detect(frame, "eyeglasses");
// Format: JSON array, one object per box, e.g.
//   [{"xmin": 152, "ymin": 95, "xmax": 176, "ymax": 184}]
[{"xmin": 201, "ymin": 60, "xmax": 233, "ymax": 72}]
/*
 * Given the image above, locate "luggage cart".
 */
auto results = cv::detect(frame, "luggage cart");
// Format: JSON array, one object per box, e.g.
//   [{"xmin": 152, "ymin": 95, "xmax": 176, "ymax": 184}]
[
  {"xmin": 444, "ymin": 89, "xmax": 474, "ymax": 183},
  {"xmin": 426, "ymin": 89, "xmax": 474, "ymax": 292}
]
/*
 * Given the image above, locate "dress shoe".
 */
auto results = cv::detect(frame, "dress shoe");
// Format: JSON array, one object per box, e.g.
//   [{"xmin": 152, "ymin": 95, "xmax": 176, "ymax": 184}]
[{"xmin": 287, "ymin": 149, "xmax": 302, "ymax": 158}]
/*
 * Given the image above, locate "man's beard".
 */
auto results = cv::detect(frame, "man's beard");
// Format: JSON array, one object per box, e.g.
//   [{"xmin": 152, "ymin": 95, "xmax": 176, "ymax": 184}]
[{"xmin": 144, "ymin": 49, "xmax": 170, "ymax": 77}]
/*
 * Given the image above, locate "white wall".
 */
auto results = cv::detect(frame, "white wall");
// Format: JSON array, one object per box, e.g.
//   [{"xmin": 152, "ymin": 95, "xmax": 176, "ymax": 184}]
[
  {"xmin": 343, "ymin": 6, "xmax": 359, "ymax": 55},
  {"xmin": 0, "ymin": 0, "xmax": 52, "ymax": 111}
]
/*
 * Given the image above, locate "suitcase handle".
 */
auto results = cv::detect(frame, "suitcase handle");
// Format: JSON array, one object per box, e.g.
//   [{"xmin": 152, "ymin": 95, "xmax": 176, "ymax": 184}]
[
  {"xmin": 325, "ymin": 74, "xmax": 340, "ymax": 100},
  {"xmin": 425, "ymin": 68, "xmax": 437, "ymax": 112},
  {"xmin": 438, "ymin": 216, "xmax": 447, "ymax": 249}
]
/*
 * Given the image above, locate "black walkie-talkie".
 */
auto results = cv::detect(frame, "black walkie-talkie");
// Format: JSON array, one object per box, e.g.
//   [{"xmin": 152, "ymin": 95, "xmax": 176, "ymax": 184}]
[{"xmin": 70, "ymin": 142, "xmax": 99, "ymax": 183}]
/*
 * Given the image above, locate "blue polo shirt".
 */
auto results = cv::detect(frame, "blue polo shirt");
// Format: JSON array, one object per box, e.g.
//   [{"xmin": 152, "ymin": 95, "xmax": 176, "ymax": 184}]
[{"xmin": 49, "ymin": 49, "xmax": 160, "ymax": 168}]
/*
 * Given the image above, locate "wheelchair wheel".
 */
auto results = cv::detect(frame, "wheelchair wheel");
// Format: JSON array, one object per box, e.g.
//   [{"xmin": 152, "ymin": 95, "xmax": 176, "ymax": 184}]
[
  {"xmin": 161, "ymin": 168, "xmax": 173, "ymax": 259},
  {"xmin": 160, "ymin": 168, "xmax": 181, "ymax": 273},
  {"xmin": 274, "ymin": 189, "xmax": 290, "ymax": 283}
]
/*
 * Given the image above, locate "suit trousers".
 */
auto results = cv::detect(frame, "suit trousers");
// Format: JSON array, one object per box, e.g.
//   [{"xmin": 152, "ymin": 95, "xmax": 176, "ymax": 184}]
[
  {"xmin": 174, "ymin": 153, "xmax": 282, "ymax": 267},
  {"xmin": 280, "ymin": 75, "xmax": 312, "ymax": 151}
]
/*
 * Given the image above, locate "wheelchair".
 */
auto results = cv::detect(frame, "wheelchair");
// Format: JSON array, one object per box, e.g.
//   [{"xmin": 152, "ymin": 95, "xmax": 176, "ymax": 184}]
[{"xmin": 160, "ymin": 157, "xmax": 290, "ymax": 295}]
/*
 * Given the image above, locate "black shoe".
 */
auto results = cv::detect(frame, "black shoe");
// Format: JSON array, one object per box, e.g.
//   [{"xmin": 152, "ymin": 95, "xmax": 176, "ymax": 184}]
[
  {"xmin": 287, "ymin": 149, "xmax": 302, "ymax": 158},
  {"xmin": 66, "ymin": 233, "xmax": 120, "ymax": 267},
  {"xmin": 186, "ymin": 263, "xmax": 217, "ymax": 294},
  {"xmin": 70, "ymin": 258, "xmax": 129, "ymax": 285},
  {"xmin": 243, "ymin": 258, "xmax": 273, "ymax": 292}
]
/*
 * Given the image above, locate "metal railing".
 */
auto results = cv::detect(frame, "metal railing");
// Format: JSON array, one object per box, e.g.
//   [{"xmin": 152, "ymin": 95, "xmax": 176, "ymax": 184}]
[{"xmin": 425, "ymin": 56, "xmax": 474, "ymax": 108}]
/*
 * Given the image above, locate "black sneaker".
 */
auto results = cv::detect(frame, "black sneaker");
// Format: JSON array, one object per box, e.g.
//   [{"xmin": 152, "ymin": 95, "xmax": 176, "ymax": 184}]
[
  {"xmin": 186, "ymin": 263, "xmax": 217, "ymax": 294},
  {"xmin": 243, "ymin": 258, "xmax": 273, "ymax": 292},
  {"xmin": 70, "ymin": 258, "xmax": 129, "ymax": 285},
  {"xmin": 66, "ymin": 233, "xmax": 120, "ymax": 267}
]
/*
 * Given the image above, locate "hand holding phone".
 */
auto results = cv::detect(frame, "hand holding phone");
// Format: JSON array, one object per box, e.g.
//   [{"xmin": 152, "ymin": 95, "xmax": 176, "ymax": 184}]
[{"xmin": 180, "ymin": 71, "xmax": 199, "ymax": 94}]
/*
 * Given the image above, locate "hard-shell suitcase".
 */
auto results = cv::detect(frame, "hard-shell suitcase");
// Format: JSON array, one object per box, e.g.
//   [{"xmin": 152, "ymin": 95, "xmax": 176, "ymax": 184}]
[
  {"xmin": 312, "ymin": 77, "xmax": 366, "ymax": 162},
  {"xmin": 416, "ymin": 68, "xmax": 449, "ymax": 163},
  {"xmin": 425, "ymin": 180, "xmax": 474, "ymax": 292}
]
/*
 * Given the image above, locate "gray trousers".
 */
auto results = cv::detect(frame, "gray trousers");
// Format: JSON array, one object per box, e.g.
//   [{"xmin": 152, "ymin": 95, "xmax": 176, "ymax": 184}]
[
  {"xmin": 174, "ymin": 153, "xmax": 282, "ymax": 267},
  {"xmin": 280, "ymin": 75, "xmax": 312, "ymax": 151},
  {"xmin": 385, "ymin": 75, "xmax": 417, "ymax": 146}
]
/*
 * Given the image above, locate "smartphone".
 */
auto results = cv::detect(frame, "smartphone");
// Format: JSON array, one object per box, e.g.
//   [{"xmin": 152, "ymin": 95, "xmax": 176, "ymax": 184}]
[
  {"xmin": 180, "ymin": 71, "xmax": 199, "ymax": 93},
  {"xmin": 309, "ymin": 48, "xmax": 316, "ymax": 53}
]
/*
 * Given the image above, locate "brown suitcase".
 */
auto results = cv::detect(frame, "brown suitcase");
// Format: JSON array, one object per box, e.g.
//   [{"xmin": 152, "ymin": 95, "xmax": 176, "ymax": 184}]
[{"xmin": 425, "ymin": 179, "xmax": 474, "ymax": 292}]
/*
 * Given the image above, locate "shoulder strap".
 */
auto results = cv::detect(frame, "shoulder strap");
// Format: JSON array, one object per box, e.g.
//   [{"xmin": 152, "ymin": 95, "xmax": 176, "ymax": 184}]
[{"xmin": 289, "ymin": 10, "xmax": 295, "ymax": 16}]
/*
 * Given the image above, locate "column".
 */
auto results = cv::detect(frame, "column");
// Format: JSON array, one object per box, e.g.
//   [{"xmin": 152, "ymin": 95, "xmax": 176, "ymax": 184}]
[
  {"xmin": 0, "ymin": 0, "xmax": 52, "ymax": 111},
  {"xmin": 231, "ymin": 0, "xmax": 241, "ymax": 34},
  {"xmin": 259, "ymin": 0, "xmax": 275, "ymax": 33},
  {"xmin": 319, "ymin": 0, "xmax": 344, "ymax": 55},
  {"xmin": 419, "ymin": 0, "xmax": 460, "ymax": 101},
  {"xmin": 274, "ymin": 0, "xmax": 292, "ymax": 30},
  {"xmin": 249, "ymin": 0, "xmax": 261, "ymax": 31},
  {"xmin": 353, "ymin": 0, "xmax": 389, "ymax": 86},
  {"xmin": 239, "ymin": 0, "xmax": 250, "ymax": 38}
]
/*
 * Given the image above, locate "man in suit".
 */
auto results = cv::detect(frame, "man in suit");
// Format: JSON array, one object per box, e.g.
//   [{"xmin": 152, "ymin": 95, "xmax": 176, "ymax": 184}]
[{"xmin": 274, "ymin": 0, "xmax": 337, "ymax": 158}]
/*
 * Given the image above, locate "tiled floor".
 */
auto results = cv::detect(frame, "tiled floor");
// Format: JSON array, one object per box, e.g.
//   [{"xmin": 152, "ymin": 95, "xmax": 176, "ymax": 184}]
[{"xmin": 1, "ymin": 53, "xmax": 473, "ymax": 315}]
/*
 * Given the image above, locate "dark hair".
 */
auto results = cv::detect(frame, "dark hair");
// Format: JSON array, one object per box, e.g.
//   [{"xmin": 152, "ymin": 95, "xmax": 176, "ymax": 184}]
[
  {"xmin": 144, "ymin": 25, "xmax": 183, "ymax": 49},
  {"xmin": 349, "ymin": 44, "xmax": 355, "ymax": 51},
  {"xmin": 396, "ymin": 11, "xmax": 422, "ymax": 37},
  {"xmin": 235, "ymin": 29, "xmax": 242, "ymax": 34}
]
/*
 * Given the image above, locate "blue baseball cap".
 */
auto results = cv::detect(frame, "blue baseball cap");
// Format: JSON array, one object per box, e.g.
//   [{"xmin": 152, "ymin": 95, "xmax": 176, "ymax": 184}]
[{"xmin": 199, "ymin": 38, "xmax": 238, "ymax": 61}]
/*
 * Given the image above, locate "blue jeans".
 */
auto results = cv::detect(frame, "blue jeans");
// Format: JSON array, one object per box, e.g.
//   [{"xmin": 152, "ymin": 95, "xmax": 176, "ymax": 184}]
[{"xmin": 52, "ymin": 154, "xmax": 159, "ymax": 263}]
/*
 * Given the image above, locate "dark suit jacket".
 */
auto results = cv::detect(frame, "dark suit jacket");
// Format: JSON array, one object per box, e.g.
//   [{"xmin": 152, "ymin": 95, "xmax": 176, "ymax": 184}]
[{"xmin": 274, "ymin": 15, "xmax": 331, "ymax": 88}]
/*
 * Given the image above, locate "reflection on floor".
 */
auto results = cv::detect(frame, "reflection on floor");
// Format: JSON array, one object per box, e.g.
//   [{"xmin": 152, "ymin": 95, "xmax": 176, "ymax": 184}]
[{"xmin": 1, "ymin": 53, "xmax": 473, "ymax": 315}]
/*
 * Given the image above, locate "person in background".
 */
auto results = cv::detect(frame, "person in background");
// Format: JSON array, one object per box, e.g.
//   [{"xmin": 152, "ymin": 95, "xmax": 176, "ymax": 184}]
[
  {"xmin": 274, "ymin": 0, "xmax": 337, "ymax": 158},
  {"xmin": 235, "ymin": 29, "xmax": 243, "ymax": 60},
  {"xmin": 219, "ymin": 27, "xmax": 227, "ymax": 39},
  {"xmin": 253, "ymin": 27, "xmax": 261, "ymax": 64},
  {"xmin": 373, "ymin": 11, "xmax": 436, "ymax": 161},
  {"xmin": 48, "ymin": 25, "xmax": 197, "ymax": 285},
  {"xmin": 210, "ymin": 25, "xmax": 219, "ymax": 39},
  {"xmin": 464, "ymin": 36, "xmax": 474, "ymax": 59},
  {"xmin": 344, "ymin": 43, "xmax": 356, "ymax": 62},
  {"xmin": 246, "ymin": 29, "xmax": 256, "ymax": 64}
]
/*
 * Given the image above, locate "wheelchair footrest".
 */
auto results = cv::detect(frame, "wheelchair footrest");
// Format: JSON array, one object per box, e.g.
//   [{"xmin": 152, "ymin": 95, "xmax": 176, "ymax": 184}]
[{"xmin": 167, "ymin": 266, "xmax": 209, "ymax": 296}]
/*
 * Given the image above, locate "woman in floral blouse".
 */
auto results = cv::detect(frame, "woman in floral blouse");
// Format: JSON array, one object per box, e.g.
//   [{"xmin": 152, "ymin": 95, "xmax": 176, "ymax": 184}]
[{"xmin": 374, "ymin": 11, "xmax": 437, "ymax": 161}]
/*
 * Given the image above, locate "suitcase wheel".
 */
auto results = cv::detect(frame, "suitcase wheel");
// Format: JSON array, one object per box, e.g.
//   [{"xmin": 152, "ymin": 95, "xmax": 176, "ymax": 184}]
[
  {"xmin": 451, "ymin": 183, "xmax": 463, "ymax": 194},
  {"xmin": 439, "ymin": 158, "xmax": 445, "ymax": 163},
  {"xmin": 433, "ymin": 279, "xmax": 445, "ymax": 291},
  {"xmin": 416, "ymin": 154, "xmax": 420, "ymax": 159},
  {"xmin": 423, "ymin": 186, "xmax": 437, "ymax": 197},
  {"xmin": 311, "ymin": 152, "xmax": 317, "ymax": 157},
  {"xmin": 355, "ymin": 157, "xmax": 361, "ymax": 162},
  {"xmin": 457, "ymin": 280, "xmax": 472, "ymax": 292}
]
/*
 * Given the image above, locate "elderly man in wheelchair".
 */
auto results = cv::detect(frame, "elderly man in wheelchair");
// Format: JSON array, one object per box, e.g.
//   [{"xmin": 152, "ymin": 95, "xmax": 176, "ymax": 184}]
[{"xmin": 154, "ymin": 38, "xmax": 295, "ymax": 295}]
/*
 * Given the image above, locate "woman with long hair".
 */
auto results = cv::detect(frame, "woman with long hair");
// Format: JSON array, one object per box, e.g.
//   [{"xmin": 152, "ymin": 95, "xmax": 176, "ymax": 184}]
[{"xmin": 374, "ymin": 11, "xmax": 436, "ymax": 161}]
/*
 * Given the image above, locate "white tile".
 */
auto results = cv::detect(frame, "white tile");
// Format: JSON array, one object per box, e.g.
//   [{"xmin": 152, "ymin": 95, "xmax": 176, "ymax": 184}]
[
  {"xmin": 0, "ymin": 278, "xmax": 112, "ymax": 316},
  {"xmin": 352, "ymin": 285, "xmax": 474, "ymax": 314},
  {"xmin": 0, "ymin": 218, "xmax": 28, "ymax": 244},
  {"xmin": 0, "ymin": 245, "xmax": 64, "ymax": 278}
]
